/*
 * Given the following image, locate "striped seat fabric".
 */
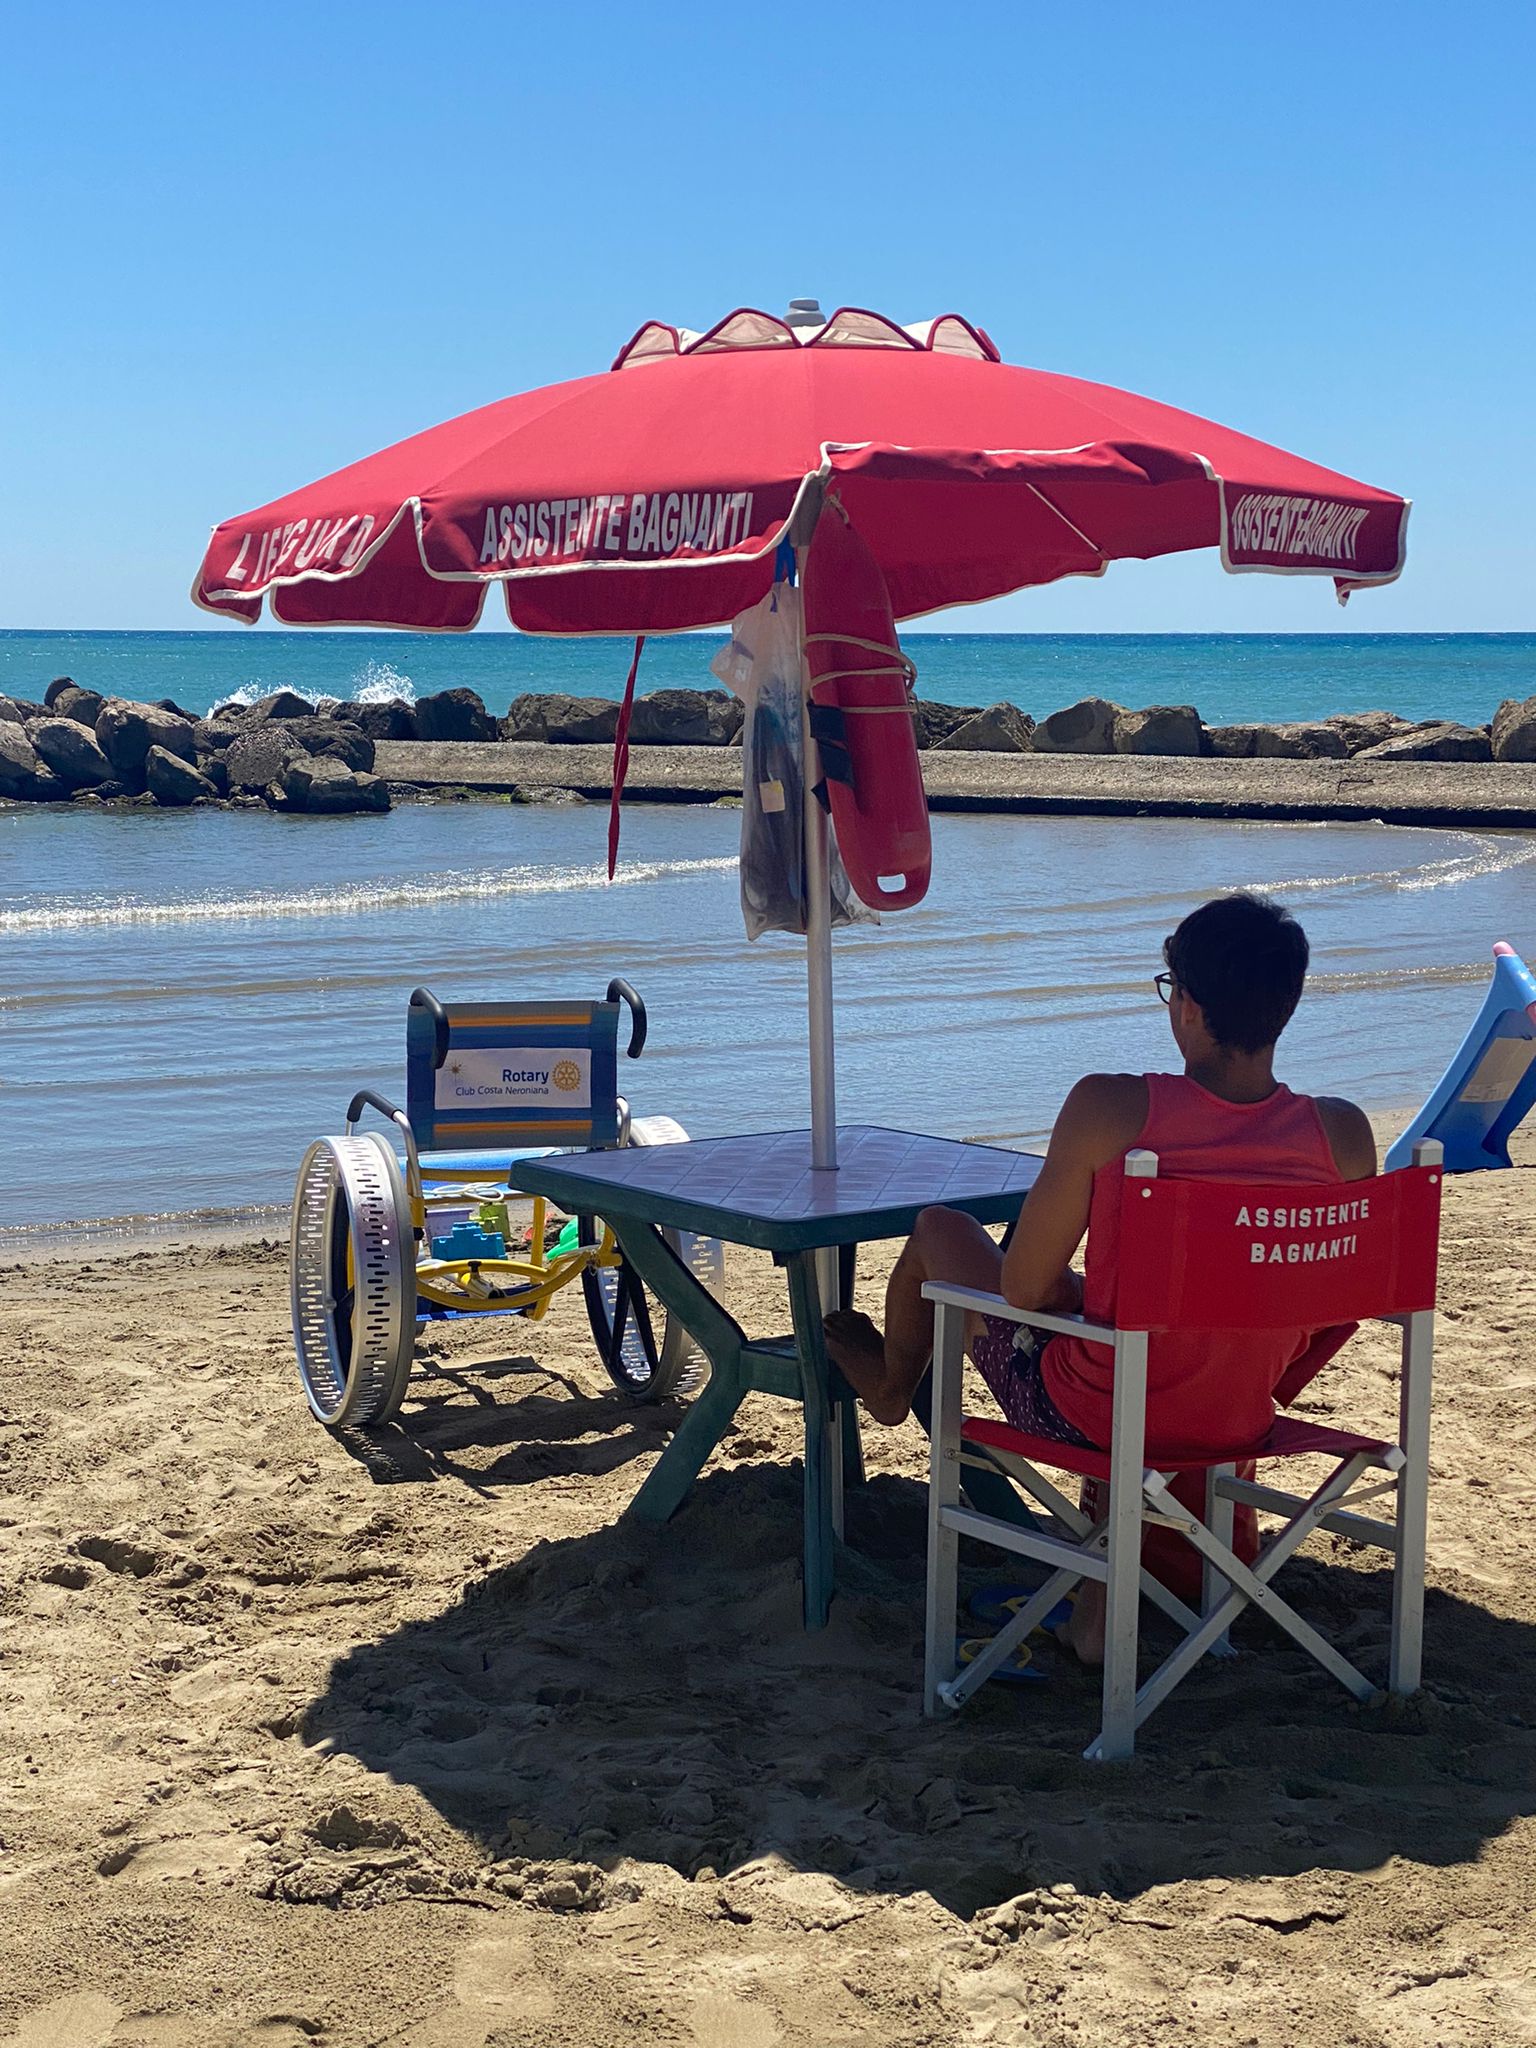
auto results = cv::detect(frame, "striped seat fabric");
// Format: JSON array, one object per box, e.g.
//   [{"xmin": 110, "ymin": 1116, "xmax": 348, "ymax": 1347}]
[{"xmin": 406, "ymin": 991, "xmax": 621, "ymax": 1153}]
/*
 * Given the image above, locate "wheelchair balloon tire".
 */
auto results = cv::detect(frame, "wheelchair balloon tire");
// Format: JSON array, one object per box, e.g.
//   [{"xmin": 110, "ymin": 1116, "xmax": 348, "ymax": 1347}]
[
  {"xmin": 290, "ymin": 1132, "xmax": 416, "ymax": 1429},
  {"xmin": 578, "ymin": 1217, "xmax": 708, "ymax": 1402}
]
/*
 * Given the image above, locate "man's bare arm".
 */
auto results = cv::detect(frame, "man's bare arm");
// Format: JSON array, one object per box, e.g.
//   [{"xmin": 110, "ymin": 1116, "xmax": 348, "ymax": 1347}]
[
  {"xmin": 1314, "ymin": 1095, "xmax": 1377, "ymax": 1181},
  {"xmin": 1000, "ymin": 1075, "xmax": 1147, "ymax": 1312}
]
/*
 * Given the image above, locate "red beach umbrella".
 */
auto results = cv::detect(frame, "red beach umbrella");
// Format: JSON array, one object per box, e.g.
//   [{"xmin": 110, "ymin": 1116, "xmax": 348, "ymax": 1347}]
[
  {"xmin": 193, "ymin": 302, "xmax": 1408, "ymax": 1177},
  {"xmin": 195, "ymin": 305, "xmax": 1407, "ymax": 632}
]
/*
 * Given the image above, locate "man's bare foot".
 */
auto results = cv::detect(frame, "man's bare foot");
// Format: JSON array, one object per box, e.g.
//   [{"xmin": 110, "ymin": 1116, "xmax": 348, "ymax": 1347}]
[
  {"xmin": 823, "ymin": 1310, "xmax": 911, "ymax": 1426},
  {"xmin": 1055, "ymin": 1582, "xmax": 1106, "ymax": 1666}
]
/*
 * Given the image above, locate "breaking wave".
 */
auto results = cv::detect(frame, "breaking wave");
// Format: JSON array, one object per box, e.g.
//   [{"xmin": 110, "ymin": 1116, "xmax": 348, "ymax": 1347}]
[
  {"xmin": 0, "ymin": 856, "xmax": 739, "ymax": 935},
  {"xmin": 209, "ymin": 657, "xmax": 417, "ymax": 717},
  {"xmin": 351, "ymin": 659, "xmax": 416, "ymax": 704},
  {"xmin": 1254, "ymin": 831, "xmax": 1536, "ymax": 898}
]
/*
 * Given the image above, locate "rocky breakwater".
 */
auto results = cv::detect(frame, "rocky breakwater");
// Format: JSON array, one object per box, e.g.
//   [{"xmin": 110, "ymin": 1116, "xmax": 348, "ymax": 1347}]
[
  {"xmin": 907, "ymin": 693, "xmax": 1536, "ymax": 764},
  {"xmin": 8, "ymin": 674, "xmax": 1536, "ymax": 821},
  {"xmin": 0, "ymin": 678, "xmax": 404, "ymax": 814}
]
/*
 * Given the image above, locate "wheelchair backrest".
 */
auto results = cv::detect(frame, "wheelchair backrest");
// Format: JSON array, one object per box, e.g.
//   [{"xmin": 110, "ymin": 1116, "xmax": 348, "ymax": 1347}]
[{"xmin": 406, "ymin": 989, "xmax": 622, "ymax": 1153}]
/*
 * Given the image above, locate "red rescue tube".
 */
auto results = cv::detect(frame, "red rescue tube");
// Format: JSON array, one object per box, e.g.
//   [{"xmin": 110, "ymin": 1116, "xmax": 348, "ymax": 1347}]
[{"xmin": 802, "ymin": 504, "xmax": 932, "ymax": 911}]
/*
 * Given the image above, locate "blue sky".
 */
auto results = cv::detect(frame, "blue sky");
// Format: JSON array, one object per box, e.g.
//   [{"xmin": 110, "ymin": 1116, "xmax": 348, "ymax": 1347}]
[{"xmin": 3, "ymin": 1, "xmax": 1530, "ymax": 633}]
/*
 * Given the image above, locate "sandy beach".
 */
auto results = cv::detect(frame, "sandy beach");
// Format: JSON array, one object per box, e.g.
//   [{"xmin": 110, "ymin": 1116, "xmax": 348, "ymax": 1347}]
[{"xmin": 1, "ymin": 1125, "xmax": 1534, "ymax": 2048}]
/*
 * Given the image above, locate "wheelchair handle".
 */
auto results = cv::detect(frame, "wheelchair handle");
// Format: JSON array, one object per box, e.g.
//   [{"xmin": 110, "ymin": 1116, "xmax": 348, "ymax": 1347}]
[
  {"xmin": 345, "ymin": 1089, "xmax": 421, "ymax": 1202},
  {"xmin": 408, "ymin": 987, "xmax": 450, "ymax": 1068},
  {"xmin": 346, "ymin": 1087, "xmax": 408, "ymax": 1130},
  {"xmin": 607, "ymin": 977, "xmax": 647, "ymax": 1059}
]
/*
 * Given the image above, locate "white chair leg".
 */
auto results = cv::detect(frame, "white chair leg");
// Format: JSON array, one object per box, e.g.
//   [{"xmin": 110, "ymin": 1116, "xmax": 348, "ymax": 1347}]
[
  {"xmin": 924, "ymin": 1300, "xmax": 965, "ymax": 1716},
  {"xmin": 1203, "ymin": 1461, "xmax": 1236, "ymax": 1656},
  {"xmin": 1094, "ymin": 1331, "xmax": 1149, "ymax": 1762},
  {"xmin": 1390, "ymin": 1308, "xmax": 1434, "ymax": 1694}
]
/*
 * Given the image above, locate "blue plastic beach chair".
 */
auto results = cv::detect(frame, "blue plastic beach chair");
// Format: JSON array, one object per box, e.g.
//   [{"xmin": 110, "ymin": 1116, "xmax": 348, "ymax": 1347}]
[{"xmin": 1386, "ymin": 942, "xmax": 1536, "ymax": 1173}]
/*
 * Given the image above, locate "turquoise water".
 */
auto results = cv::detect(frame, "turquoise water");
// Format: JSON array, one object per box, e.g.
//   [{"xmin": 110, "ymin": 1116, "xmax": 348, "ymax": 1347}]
[
  {"xmin": 3, "ymin": 630, "xmax": 1533, "ymax": 728},
  {"xmin": 3, "ymin": 797, "xmax": 1534, "ymax": 1233}
]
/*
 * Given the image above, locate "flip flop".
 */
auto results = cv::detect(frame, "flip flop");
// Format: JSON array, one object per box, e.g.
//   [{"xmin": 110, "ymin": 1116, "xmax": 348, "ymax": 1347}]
[
  {"xmin": 955, "ymin": 1635, "xmax": 1048, "ymax": 1687},
  {"xmin": 967, "ymin": 1582, "xmax": 1074, "ymax": 1633}
]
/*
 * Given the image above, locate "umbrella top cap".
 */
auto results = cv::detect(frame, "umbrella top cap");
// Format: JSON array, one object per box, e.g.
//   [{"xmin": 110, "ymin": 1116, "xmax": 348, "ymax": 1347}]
[{"xmin": 612, "ymin": 306, "xmax": 1000, "ymax": 371}]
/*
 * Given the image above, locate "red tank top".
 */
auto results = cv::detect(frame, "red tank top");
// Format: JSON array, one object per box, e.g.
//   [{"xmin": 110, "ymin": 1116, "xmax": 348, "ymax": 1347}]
[{"xmin": 1041, "ymin": 1073, "xmax": 1342, "ymax": 1459}]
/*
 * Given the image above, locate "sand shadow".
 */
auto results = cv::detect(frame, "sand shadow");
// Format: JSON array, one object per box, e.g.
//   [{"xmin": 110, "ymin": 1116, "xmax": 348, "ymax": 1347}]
[
  {"xmin": 333, "ymin": 1358, "xmax": 689, "ymax": 1493},
  {"xmin": 301, "ymin": 1463, "xmax": 1536, "ymax": 1915}
]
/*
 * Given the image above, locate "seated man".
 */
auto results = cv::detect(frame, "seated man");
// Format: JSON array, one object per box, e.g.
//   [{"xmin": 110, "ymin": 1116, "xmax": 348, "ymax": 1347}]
[{"xmin": 824, "ymin": 891, "xmax": 1375, "ymax": 1661}]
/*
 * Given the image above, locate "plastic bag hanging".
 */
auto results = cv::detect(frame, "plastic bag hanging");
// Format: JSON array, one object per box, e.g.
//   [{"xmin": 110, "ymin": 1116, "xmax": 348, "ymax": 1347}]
[{"xmin": 710, "ymin": 586, "xmax": 872, "ymax": 942}]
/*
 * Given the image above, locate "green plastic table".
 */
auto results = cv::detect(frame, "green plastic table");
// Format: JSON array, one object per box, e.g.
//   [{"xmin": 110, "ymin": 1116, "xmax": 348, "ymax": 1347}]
[{"xmin": 512, "ymin": 1125, "xmax": 1043, "ymax": 1627}]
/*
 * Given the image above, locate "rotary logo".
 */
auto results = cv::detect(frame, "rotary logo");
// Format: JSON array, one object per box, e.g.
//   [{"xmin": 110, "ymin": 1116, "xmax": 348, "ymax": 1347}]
[{"xmin": 552, "ymin": 1059, "xmax": 582, "ymax": 1093}]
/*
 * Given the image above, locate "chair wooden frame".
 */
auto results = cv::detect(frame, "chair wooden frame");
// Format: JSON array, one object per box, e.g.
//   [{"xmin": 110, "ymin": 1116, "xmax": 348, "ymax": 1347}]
[{"xmin": 922, "ymin": 1140, "xmax": 1442, "ymax": 1761}]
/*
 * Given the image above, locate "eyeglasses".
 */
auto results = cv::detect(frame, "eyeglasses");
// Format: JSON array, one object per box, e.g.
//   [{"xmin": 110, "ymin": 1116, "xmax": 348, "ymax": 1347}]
[{"xmin": 1154, "ymin": 972, "xmax": 1177, "ymax": 1005}]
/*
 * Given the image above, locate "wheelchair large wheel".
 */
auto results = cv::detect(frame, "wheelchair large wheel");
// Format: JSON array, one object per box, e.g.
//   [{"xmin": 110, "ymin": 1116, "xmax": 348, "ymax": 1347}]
[
  {"xmin": 290, "ymin": 1132, "xmax": 416, "ymax": 1429},
  {"xmin": 578, "ymin": 1116, "xmax": 721, "ymax": 1402}
]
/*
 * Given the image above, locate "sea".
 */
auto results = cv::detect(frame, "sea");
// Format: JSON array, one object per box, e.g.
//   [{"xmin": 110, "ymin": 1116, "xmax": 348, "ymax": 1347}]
[
  {"xmin": 3, "ymin": 630, "xmax": 1535, "ymax": 1243},
  {"xmin": 4, "ymin": 629, "xmax": 1533, "ymax": 728}
]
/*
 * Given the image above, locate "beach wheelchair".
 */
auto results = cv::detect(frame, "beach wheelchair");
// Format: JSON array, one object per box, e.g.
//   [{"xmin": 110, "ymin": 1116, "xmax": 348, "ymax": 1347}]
[{"xmin": 289, "ymin": 978, "xmax": 721, "ymax": 1429}]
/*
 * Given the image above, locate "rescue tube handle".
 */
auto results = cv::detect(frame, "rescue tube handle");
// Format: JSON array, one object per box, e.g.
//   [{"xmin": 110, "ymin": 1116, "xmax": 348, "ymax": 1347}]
[{"xmin": 865, "ymin": 871, "xmax": 930, "ymax": 910}]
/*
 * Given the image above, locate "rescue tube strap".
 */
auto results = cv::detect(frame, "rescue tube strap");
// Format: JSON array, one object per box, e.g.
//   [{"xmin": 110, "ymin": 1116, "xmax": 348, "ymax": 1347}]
[
  {"xmin": 808, "ymin": 703, "xmax": 854, "ymax": 788},
  {"xmin": 811, "ymin": 693, "xmax": 917, "ymax": 714},
  {"xmin": 805, "ymin": 631, "xmax": 917, "ymax": 677}
]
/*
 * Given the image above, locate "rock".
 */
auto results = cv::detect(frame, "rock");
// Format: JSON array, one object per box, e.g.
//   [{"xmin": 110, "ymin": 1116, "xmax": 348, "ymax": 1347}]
[
  {"xmin": 43, "ymin": 676, "xmax": 77, "ymax": 708},
  {"xmin": 95, "ymin": 700, "xmax": 198, "ymax": 787},
  {"xmin": 912, "ymin": 700, "xmax": 984, "ymax": 748},
  {"xmin": 146, "ymin": 745, "xmax": 219, "ymax": 806},
  {"xmin": 27, "ymin": 766, "xmax": 70, "ymax": 802},
  {"xmin": 8, "ymin": 697, "xmax": 48, "ymax": 722},
  {"xmin": 1259, "ymin": 722, "xmax": 1348, "ymax": 759},
  {"xmin": 1113, "ymin": 704, "xmax": 1206, "ymax": 756},
  {"xmin": 501, "ymin": 693, "xmax": 620, "ymax": 745},
  {"xmin": 250, "ymin": 689, "xmax": 318, "ymax": 721},
  {"xmin": 274, "ymin": 755, "xmax": 391, "ymax": 813},
  {"xmin": 1492, "ymin": 696, "xmax": 1536, "ymax": 763},
  {"xmin": 413, "ymin": 687, "xmax": 499, "ymax": 743},
  {"xmin": 224, "ymin": 725, "xmax": 302, "ymax": 793},
  {"xmin": 1207, "ymin": 724, "xmax": 1259, "ymax": 758},
  {"xmin": 50, "ymin": 684, "xmax": 106, "ymax": 727},
  {"xmin": 1323, "ymin": 710, "xmax": 1410, "ymax": 755},
  {"xmin": 27, "ymin": 715, "xmax": 115, "ymax": 788},
  {"xmin": 1356, "ymin": 723, "xmax": 1493, "ymax": 763},
  {"xmin": 627, "ymin": 688, "xmax": 743, "ymax": 747},
  {"xmin": 1208, "ymin": 721, "xmax": 1348, "ymax": 760},
  {"xmin": 933, "ymin": 702, "xmax": 1035, "ymax": 752},
  {"xmin": 0, "ymin": 722, "xmax": 42, "ymax": 795},
  {"xmin": 511, "ymin": 785, "xmax": 587, "ymax": 805},
  {"xmin": 271, "ymin": 717, "xmax": 375, "ymax": 772},
  {"xmin": 190, "ymin": 719, "xmax": 238, "ymax": 757},
  {"xmin": 0, "ymin": 697, "xmax": 24, "ymax": 726},
  {"xmin": 344, "ymin": 698, "xmax": 418, "ymax": 742},
  {"xmin": 1032, "ymin": 696, "xmax": 1125, "ymax": 754}
]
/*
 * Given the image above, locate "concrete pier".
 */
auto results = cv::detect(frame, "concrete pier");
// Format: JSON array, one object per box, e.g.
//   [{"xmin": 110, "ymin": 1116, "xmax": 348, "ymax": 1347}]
[{"xmin": 374, "ymin": 741, "xmax": 1536, "ymax": 831}]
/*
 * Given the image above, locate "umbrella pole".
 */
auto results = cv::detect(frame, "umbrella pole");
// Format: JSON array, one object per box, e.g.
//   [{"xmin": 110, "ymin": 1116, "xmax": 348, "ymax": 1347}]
[{"xmin": 796, "ymin": 546, "xmax": 838, "ymax": 1177}]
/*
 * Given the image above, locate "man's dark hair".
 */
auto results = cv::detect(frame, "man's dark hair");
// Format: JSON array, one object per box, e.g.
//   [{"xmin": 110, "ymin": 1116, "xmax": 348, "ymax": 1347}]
[{"xmin": 1163, "ymin": 893, "xmax": 1309, "ymax": 1053}]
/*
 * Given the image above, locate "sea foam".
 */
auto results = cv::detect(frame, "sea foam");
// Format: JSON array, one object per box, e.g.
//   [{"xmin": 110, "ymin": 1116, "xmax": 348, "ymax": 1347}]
[{"xmin": 0, "ymin": 856, "xmax": 739, "ymax": 935}]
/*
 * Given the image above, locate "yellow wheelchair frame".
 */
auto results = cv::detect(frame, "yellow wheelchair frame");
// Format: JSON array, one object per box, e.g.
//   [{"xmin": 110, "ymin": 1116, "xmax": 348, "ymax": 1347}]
[
  {"xmin": 405, "ymin": 1162, "xmax": 624, "ymax": 1323},
  {"xmin": 293, "ymin": 1083, "xmax": 718, "ymax": 1433}
]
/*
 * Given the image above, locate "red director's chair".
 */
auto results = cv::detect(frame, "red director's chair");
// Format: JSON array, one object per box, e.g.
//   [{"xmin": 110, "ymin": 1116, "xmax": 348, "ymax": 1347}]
[{"xmin": 921, "ymin": 1141, "xmax": 1443, "ymax": 1761}]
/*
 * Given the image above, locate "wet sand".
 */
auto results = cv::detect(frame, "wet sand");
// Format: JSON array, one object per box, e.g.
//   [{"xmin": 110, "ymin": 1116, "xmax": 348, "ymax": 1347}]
[{"xmin": 2, "ymin": 1139, "xmax": 1535, "ymax": 2046}]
